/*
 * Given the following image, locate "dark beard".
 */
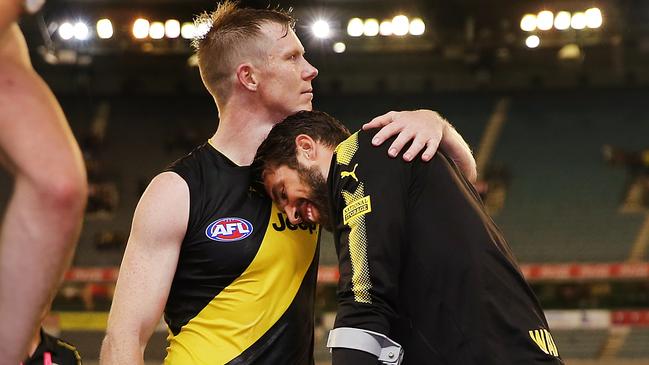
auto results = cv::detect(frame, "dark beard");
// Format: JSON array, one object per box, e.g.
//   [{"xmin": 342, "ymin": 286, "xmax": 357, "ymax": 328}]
[{"xmin": 297, "ymin": 164, "xmax": 332, "ymax": 231}]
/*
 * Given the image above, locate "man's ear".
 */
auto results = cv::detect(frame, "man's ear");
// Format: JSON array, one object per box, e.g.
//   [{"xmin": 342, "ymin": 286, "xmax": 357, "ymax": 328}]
[
  {"xmin": 295, "ymin": 134, "xmax": 317, "ymax": 161},
  {"xmin": 236, "ymin": 63, "xmax": 258, "ymax": 91}
]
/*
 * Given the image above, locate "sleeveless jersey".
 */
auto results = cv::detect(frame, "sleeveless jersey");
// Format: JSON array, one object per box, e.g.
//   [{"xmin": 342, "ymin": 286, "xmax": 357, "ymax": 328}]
[{"xmin": 164, "ymin": 142, "xmax": 319, "ymax": 364}]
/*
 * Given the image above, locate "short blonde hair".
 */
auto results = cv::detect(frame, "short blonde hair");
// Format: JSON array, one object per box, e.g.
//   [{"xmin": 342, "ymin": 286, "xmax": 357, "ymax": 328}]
[{"xmin": 193, "ymin": 1, "xmax": 295, "ymax": 103}]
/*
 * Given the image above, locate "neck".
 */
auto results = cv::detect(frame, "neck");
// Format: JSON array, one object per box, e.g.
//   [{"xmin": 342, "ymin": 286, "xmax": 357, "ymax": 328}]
[
  {"xmin": 209, "ymin": 98, "xmax": 285, "ymax": 166},
  {"xmin": 319, "ymin": 148, "xmax": 335, "ymax": 182}
]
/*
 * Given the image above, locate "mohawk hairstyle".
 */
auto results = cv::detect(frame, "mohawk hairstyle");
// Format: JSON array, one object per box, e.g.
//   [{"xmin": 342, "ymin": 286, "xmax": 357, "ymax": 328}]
[{"xmin": 192, "ymin": 1, "xmax": 296, "ymax": 102}]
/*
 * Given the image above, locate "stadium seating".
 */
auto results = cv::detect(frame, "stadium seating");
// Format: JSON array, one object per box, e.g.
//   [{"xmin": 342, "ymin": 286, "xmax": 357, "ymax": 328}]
[
  {"xmin": 552, "ymin": 329, "xmax": 609, "ymax": 358},
  {"xmin": 492, "ymin": 89, "xmax": 649, "ymax": 262},
  {"xmin": 618, "ymin": 327, "xmax": 649, "ymax": 358}
]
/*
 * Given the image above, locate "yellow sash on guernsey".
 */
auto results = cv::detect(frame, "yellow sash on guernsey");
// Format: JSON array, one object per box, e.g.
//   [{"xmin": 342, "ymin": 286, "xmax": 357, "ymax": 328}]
[{"xmin": 164, "ymin": 204, "xmax": 318, "ymax": 364}]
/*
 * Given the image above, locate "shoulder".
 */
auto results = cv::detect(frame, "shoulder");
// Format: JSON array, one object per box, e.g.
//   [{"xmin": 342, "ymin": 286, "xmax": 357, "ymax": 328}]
[
  {"xmin": 147, "ymin": 171, "xmax": 189, "ymax": 198},
  {"xmin": 132, "ymin": 171, "xmax": 190, "ymax": 239},
  {"xmin": 334, "ymin": 130, "xmax": 387, "ymax": 164},
  {"xmin": 334, "ymin": 131, "xmax": 361, "ymax": 164},
  {"xmin": 335, "ymin": 130, "xmax": 409, "ymax": 179},
  {"xmin": 166, "ymin": 143, "xmax": 209, "ymax": 174}
]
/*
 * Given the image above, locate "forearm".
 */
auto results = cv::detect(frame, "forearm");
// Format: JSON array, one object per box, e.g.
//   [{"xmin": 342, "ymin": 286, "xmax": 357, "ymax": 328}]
[
  {"xmin": 333, "ymin": 348, "xmax": 379, "ymax": 365},
  {"xmin": 100, "ymin": 289, "xmax": 160, "ymax": 365},
  {"xmin": 100, "ymin": 280, "xmax": 159, "ymax": 365},
  {"xmin": 0, "ymin": 177, "xmax": 85, "ymax": 362},
  {"xmin": 440, "ymin": 122, "xmax": 477, "ymax": 183}
]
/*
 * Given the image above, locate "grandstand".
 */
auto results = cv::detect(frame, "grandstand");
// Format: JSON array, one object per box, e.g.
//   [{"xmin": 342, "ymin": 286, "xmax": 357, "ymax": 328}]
[
  {"xmin": 2, "ymin": 0, "xmax": 648, "ymax": 363},
  {"xmin": 492, "ymin": 89, "xmax": 649, "ymax": 263}
]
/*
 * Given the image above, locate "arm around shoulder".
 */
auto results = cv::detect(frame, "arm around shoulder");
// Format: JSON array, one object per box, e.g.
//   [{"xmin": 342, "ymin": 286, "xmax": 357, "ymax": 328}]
[
  {"xmin": 440, "ymin": 122, "xmax": 477, "ymax": 183},
  {"xmin": 100, "ymin": 172, "xmax": 189, "ymax": 365},
  {"xmin": 360, "ymin": 109, "xmax": 477, "ymax": 181}
]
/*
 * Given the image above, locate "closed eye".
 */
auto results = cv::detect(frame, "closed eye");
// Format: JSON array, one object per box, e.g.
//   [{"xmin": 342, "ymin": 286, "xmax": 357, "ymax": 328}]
[{"xmin": 271, "ymin": 185, "xmax": 288, "ymax": 205}]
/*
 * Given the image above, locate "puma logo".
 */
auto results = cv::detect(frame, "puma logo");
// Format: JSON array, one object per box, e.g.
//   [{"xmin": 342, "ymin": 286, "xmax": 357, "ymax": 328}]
[{"xmin": 341, "ymin": 163, "xmax": 359, "ymax": 182}]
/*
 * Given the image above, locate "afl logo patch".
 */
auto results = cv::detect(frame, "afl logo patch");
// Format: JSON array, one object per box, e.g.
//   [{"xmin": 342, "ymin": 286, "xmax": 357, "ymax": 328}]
[{"xmin": 206, "ymin": 218, "xmax": 253, "ymax": 242}]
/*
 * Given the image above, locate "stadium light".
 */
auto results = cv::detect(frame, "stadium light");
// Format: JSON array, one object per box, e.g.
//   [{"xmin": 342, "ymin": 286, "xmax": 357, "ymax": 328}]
[
  {"xmin": 181, "ymin": 22, "xmax": 195, "ymax": 39},
  {"xmin": 96, "ymin": 19, "xmax": 113, "ymax": 39},
  {"xmin": 409, "ymin": 17, "xmax": 425, "ymax": 36},
  {"xmin": 554, "ymin": 11, "xmax": 571, "ymax": 31},
  {"xmin": 347, "ymin": 18, "xmax": 363, "ymax": 37},
  {"xmin": 165, "ymin": 19, "xmax": 181, "ymax": 39},
  {"xmin": 520, "ymin": 14, "xmax": 537, "ymax": 32},
  {"xmin": 133, "ymin": 18, "xmax": 150, "ymax": 39},
  {"xmin": 73, "ymin": 22, "xmax": 89, "ymax": 40},
  {"xmin": 392, "ymin": 15, "xmax": 409, "ymax": 36},
  {"xmin": 571, "ymin": 12, "xmax": 586, "ymax": 30},
  {"xmin": 333, "ymin": 42, "xmax": 346, "ymax": 53},
  {"xmin": 311, "ymin": 20, "xmax": 331, "ymax": 39},
  {"xmin": 585, "ymin": 8, "xmax": 603, "ymax": 29},
  {"xmin": 525, "ymin": 35, "xmax": 540, "ymax": 48},
  {"xmin": 379, "ymin": 20, "xmax": 393, "ymax": 36},
  {"xmin": 58, "ymin": 22, "xmax": 74, "ymax": 40},
  {"xmin": 363, "ymin": 18, "xmax": 379, "ymax": 37},
  {"xmin": 149, "ymin": 22, "xmax": 165, "ymax": 39},
  {"xmin": 537, "ymin": 11, "xmax": 554, "ymax": 31}
]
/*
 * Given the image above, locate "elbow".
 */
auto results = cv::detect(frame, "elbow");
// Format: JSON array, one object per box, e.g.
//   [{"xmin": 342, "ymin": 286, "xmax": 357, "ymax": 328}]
[
  {"xmin": 42, "ymin": 170, "xmax": 88, "ymax": 217},
  {"xmin": 101, "ymin": 325, "xmax": 147, "ymax": 362},
  {"xmin": 100, "ymin": 333, "xmax": 118, "ymax": 364}
]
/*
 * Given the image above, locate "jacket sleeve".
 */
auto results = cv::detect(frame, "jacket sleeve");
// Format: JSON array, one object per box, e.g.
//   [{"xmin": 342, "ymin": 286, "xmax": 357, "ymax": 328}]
[{"xmin": 331, "ymin": 132, "xmax": 411, "ymax": 363}]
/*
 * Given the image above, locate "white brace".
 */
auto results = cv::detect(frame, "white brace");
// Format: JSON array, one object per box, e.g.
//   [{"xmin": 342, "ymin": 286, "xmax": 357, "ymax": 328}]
[
  {"xmin": 24, "ymin": 0, "xmax": 46, "ymax": 14},
  {"xmin": 327, "ymin": 327, "xmax": 404, "ymax": 365}
]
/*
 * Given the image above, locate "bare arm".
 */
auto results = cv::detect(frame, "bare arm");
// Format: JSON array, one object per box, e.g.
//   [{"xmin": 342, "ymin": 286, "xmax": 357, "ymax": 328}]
[
  {"xmin": 362, "ymin": 110, "xmax": 478, "ymax": 182},
  {"xmin": 100, "ymin": 172, "xmax": 188, "ymax": 365},
  {"xmin": 439, "ymin": 121, "xmax": 478, "ymax": 183},
  {"xmin": 0, "ymin": 26, "xmax": 87, "ymax": 363},
  {"xmin": 0, "ymin": 23, "xmax": 31, "ymax": 66}
]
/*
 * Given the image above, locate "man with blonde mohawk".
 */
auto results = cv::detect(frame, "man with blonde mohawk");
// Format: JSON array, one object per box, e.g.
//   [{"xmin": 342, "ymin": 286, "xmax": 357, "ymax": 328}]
[{"xmin": 101, "ymin": 2, "xmax": 477, "ymax": 364}]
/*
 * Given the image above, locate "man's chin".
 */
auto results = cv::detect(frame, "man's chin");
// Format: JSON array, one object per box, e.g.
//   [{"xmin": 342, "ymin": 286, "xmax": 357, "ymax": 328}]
[
  {"xmin": 309, "ymin": 208, "xmax": 332, "ymax": 231},
  {"xmin": 302, "ymin": 204, "xmax": 320, "ymax": 224},
  {"xmin": 300, "ymin": 208, "xmax": 326, "ymax": 228}
]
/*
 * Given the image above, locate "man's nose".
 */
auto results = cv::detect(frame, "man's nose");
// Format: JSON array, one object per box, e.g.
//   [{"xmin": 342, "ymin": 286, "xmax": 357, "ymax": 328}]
[
  {"xmin": 303, "ymin": 61, "xmax": 318, "ymax": 81},
  {"xmin": 285, "ymin": 205, "xmax": 302, "ymax": 224}
]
